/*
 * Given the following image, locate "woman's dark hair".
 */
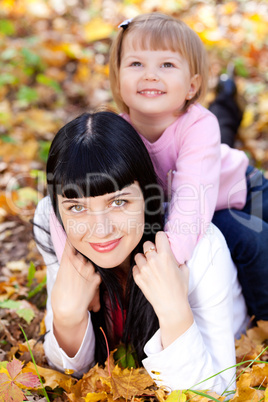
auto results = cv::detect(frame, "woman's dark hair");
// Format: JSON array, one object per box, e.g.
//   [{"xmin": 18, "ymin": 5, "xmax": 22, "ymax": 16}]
[{"xmin": 46, "ymin": 111, "xmax": 164, "ymax": 366}]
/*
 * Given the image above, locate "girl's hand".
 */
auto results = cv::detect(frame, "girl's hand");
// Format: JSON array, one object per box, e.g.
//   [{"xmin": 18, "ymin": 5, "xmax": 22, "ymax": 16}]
[
  {"xmin": 51, "ymin": 239, "xmax": 102, "ymax": 324},
  {"xmin": 133, "ymin": 231, "xmax": 193, "ymax": 348}
]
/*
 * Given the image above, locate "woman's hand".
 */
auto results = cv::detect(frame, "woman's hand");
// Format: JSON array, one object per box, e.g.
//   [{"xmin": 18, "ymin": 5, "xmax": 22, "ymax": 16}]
[
  {"xmin": 133, "ymin": 231, "xmax": 193, "ymax": 348},
  {"xmin": 51, "ymin": 240, "xmax": 102, "ymax": 356}
]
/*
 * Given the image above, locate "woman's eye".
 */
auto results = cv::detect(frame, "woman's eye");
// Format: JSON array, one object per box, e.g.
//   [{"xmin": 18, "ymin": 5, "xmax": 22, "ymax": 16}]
[
  {"xmin": 70, "ymin": 205, "xmax": 85, "ymax": 213},
  {"xmin": 130, "ymin": 61, "xmax": 142, "ymax": 67},
  {"xmin": 111, "ymin": 199, "xmax": 126, "ymax": 207},
  {"xmin": 162, "ymin": 62, "xmax": 174, "ymax": 68}
]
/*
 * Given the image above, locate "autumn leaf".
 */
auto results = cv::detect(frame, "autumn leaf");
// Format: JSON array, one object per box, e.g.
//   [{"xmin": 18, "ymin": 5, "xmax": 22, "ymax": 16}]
[
  {"xmin": 26, "ymin": 361, "xmax": 76, "ymax": 392},
  {"xmin": 232, "ymin": 372, "xmax": 265, "ymax": 402},
  {"xmin": 235, "ymin": 320, "xmax": 268, "ymax": 363},
  {"xmin": 185, "ymin": 390, "xmax": 225, "ymax": 401},
  {"xmin": 102, "ymin": 365, "xmax": 155, "ymax": 399},
  {"xmin": 265, "ymin": 386, "xmax": 268, "ymax": 402},
  {"xmin": 84, "ymin": 391, "xmax": 109, "ymax": 402},
  {"xmin": 166, "ymin": 390, "xmax": 187, "ymax": 402},
  {"xmin": 80, "ymin": 366, "xmax": 108, "ymax": 395},
  {"xmin": 250, "ymin": 363, "xmax": 268, "ymax": 387},
  {"xmin": 0, "ymin": 358, "xmax": 40, "ymax": 402},
  {"xmin": 0, "ymin": 299, "xmax": 35, "ymax": 324}
]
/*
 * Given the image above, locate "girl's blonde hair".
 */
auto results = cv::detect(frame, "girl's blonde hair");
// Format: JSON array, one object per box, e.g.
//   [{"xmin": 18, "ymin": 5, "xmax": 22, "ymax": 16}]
[{"xmin": 109, "ymin": 12, "xmax": 208, "ymax": 114}]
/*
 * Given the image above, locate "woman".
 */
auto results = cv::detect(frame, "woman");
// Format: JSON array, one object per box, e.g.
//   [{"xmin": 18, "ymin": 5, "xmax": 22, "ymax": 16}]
[{"xmin": 34, "ymin": 111, "xmax": 248, "ymax": 394}]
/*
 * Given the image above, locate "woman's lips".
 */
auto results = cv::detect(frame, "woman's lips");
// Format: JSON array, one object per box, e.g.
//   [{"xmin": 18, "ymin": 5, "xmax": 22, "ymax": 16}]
[{"xmin": 89, "ymin": 238, "xmax": 122, "ymax": 253}]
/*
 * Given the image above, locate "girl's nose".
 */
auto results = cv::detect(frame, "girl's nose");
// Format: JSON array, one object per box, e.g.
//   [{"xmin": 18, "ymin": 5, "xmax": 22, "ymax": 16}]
[{"xmin": 143, "ymin": 68, "xmax": 159, "ymax": 81}]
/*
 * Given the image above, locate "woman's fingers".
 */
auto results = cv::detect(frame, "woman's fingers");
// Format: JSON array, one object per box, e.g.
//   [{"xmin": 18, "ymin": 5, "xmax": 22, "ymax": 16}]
[
  {"xmin": 62, "ymin": 239, "xmax": 100, "ymax": 282},
  {"xmin": 143, "ymin": 240, "xmax": 157, "ymax": 258},
  {"xmin": 142, "ymin": 232, "xmax": 174, "ymax": 259},
  {"xmin": 154, "ymin": 231, "xmax": 172, "ymax": 255}
]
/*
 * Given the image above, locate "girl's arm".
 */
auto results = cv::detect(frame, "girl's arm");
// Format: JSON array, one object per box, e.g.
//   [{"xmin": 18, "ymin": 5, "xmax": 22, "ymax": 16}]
[
  {"xmin": 33, "ymin": 197, "xmax": 97, "ymax": 376},
  {"xmin": 134, "ymin": 227, "xmax": 247, "ymax": 394},
  {"xmin": 165, "ymin": 107, "xmax": 221, "ymax": 264}
]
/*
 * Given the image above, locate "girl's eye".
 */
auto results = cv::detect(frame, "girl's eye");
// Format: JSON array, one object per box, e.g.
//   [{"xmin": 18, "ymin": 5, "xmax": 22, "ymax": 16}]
[
  {"xmin": 162, "ymin": 62, "xmax": 174, "ymax": 68},
  {"xmin": 130, "ymin": 61, "xmax": 142, "ymax": 67},
  {"xmin": 111, "ymin": 199, "xmax": 126, "ymax": 207},
  {"xmin": 70, "ymin": 205, "xmax": 85, "ymax": 213}
]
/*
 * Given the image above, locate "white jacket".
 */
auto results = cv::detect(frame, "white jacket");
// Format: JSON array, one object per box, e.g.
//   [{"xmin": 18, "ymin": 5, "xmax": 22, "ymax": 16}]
[{"xmin": 34, "ymin": 196, "xmax": 248, "ymax": 395}]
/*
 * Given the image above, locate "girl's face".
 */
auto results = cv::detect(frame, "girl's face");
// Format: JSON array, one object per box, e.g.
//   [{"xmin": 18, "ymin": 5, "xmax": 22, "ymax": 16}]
[
  {"xmin": 58, "ymin": 182, "xmax": 145, "ymax": 269},
  {"xmin": 119, "ymin": 33, "xmax": 199, "ymax": 121}
]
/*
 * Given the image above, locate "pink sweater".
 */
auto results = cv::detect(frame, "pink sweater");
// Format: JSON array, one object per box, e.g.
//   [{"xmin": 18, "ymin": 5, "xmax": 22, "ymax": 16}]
[
  {"xmin": 49, "ymin": 104, "xmax": 249, "ymax": 265},
  {"xmin": 123, "ymin": 104, "xmax": 249, "ymax": 263}
]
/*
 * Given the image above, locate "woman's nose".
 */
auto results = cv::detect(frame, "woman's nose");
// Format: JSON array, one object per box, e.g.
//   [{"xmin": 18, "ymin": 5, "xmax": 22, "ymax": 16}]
[{"xmin": 88, "ymin": 213, "xmax": 114, "ymax": 239}]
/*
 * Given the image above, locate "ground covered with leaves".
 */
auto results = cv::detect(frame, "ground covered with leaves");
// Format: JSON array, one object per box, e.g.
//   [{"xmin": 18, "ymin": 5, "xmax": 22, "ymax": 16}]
[{"xmin": 0, "ymin": 0, "xmax": 268, "ymax": 401}]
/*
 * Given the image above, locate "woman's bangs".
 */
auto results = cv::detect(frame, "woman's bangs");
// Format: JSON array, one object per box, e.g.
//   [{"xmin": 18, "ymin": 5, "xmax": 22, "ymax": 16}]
[{"xmin": 54, "ymin": 145, "xmax": 137, "ymax": 199}]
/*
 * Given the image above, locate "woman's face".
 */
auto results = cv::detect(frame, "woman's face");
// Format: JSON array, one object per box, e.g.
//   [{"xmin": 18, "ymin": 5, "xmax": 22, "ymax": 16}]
[{"xmin": 58, "ymin": 182, "xmax": 145, "ymax": 269}]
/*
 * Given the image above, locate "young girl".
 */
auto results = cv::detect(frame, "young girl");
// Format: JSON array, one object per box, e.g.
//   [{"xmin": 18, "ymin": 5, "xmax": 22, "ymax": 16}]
[
  {"xmin": 34, "ymin": 111, "xmax": 248, "ymax": 394},
  {"xmin": 108, "ymin": 12, "xmax": 268, "ymax": 321}
]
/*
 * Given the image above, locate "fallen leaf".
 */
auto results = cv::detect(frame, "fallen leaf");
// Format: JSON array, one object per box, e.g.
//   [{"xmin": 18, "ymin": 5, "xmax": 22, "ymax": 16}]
[
  {"xmin": 25, "ymin": 361, "xmax": 76, "ymax": 392},
  {"xmin": 185, "ymin": 390, "xmax": 225, "ymax": 401},
  {"xmin": 232, "ymin": 372, "xmax": 265, "ymax": 402},
  {"xmin": 0, "ymin": 358, "xmax": 40, "ymax": 402},
  {"xmin": 102, "ymin": 365, "xmax": 155, "ymax": 399},
  {"xmin": 166, "ymin": 389, "xmax": 186, "ymax": 402},
  {"xmin": 250, "ymin": 364, "xmax": 268, "ymax": 387},
  {"xmin": 84, "ymin": 391, "xmax": 109, "ymax": 402}
]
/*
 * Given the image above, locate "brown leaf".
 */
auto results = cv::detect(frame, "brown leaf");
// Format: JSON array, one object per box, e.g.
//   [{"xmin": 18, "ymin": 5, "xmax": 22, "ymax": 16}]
[
  {"xmin": 80, "ymin": 364, "xmax": 110, "ymax": 396},
  {"xmin": 235, "ymin": 334, "xmax": 260, "ymax": 361},
  {"xmin": 25, "ymin": 362, "xmax": 76, "ymax": 392},
  {"xmin": 102, "ymin": 365, "xmax": 155, "ymax": 400},
  {"xmin": 250, "ymin": 364, "xmax": 268, "ymax": 387},
  {"xmin": 232, "ymin": 372, "xmax": 265, "ymax": 402},
  {"xmin": 247, "ymin": 321, "xmax": 268, "ymax": 344},
  {"xmin": 185, "ymin": 390, "xmax": 225, "ymax": 401}
]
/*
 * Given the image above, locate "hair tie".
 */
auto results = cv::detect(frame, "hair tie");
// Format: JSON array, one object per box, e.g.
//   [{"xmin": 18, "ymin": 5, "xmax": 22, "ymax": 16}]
[{"xmin": 118, "ymin": 18, "xmax": 133, "ymax": 30}]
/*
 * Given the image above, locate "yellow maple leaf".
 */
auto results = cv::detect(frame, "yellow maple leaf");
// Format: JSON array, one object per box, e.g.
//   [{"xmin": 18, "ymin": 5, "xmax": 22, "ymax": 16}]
[
  {"xmin": 247, "ymin": 320, "xmax": 268, "ymax": 344},
  {"xmin": 101, "ymin": 365, "xmax": 154, "ymax": 400},
  {"xmin": 250, "ymin": 364, "xmax": 268, "ymax": 388},
  {"xmin": 25, "ymin": 362, "xmax": 76, "ymax": 392},
  {"xmin": 232, "ymin": 372, "xmax": 264, "ymax": 402},
  {"xmin": 80, "ymin": 364, "xmax": 110, "ymax": 396}
]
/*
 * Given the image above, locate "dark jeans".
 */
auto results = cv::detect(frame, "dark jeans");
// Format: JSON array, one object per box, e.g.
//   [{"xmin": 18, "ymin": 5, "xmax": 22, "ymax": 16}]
[{"xmin": 213, "ymin": 166, "xmax": 268, "ymax": 320}]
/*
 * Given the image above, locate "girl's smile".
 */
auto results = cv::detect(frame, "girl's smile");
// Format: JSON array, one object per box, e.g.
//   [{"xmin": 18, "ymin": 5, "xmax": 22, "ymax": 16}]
[{"xmin": 138, "ymin": 89, "xmax": 166, "ymax": 97}]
